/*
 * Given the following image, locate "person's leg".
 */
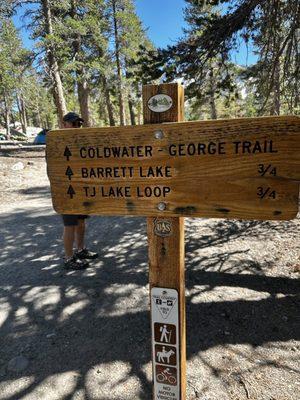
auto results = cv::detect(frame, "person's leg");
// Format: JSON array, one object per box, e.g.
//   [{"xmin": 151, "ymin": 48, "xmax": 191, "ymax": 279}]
[
  {"xmin": 75, "ymin": 216, "xmax": 98, "ymax": 260},
  {"xmin": 62, "ymin": 215, "xmax": 78, "ymax": 258},
  {"xmin": 63, "ymin": 226, "xmax": 76, "ymax": 258},
  {"xmin": 75, "ymin": 218, "xmax": 85, "ymax": 251},
  {"xmin": 62, "ymin": 215, "xmax": 89, "ymax": 270}
]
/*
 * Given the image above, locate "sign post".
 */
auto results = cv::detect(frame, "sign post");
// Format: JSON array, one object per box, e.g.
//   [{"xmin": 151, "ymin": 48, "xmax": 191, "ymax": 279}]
[
  {"xmin": 143, "ymin": 83, "xmax": 186, "ymax": 400},
  {"xmin": 46, "ymin": 83, "xmax": 300, "ymax": 400}
]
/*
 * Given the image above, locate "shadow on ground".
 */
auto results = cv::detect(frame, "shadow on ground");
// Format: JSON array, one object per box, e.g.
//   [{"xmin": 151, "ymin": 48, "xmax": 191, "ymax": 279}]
[
  {"xmin": 0, "ymin": 150, "xmax": 45, "ymax": 159},
  {"xmin": 17, "ymin": 185, "xmax": 51, "ymax": 198},
  {"xmin": 0, "ymin": 208, "xmax": 299, "ymax": 399}
]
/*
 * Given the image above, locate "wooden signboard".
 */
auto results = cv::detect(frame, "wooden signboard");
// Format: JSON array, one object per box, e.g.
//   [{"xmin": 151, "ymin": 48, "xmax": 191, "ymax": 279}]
[
  {"xmin": 47, "ymin": 116, "xmax": 300, "ymax": 220},
  {"xmin": 46, "ymin": 82, "xmax": 300, "ymax": 400}
]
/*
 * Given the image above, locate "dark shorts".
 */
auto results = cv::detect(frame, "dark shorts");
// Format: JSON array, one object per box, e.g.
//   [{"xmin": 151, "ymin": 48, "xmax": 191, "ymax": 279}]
[{"xmin": 62, "ymin": 214, "xmax": 89, "ymax": 227}]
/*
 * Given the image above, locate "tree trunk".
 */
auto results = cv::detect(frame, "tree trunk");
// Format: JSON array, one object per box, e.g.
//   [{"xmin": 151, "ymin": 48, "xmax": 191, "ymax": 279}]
[
  {"xmin": 25, "ymin": 107, "xmax": 30, "ymax": 127},
  {"xmin": 112, "ymin": 0, "xmax": 126, "ymax": 125},
  {"xmin": 208, "ymin": 67, "xmax": 217, "ymax": 119},
  {"xmin": 36, "ymin": 100, "xmax": 42, "ymax": 127},
  {"xmin": 20, "ymin": 95, "xmax": 27, "ymax": 133},
  {"xmin": 128, "ymin": 96, "xmax": 136, "ymax": 125},
  {"xmin": 100, "ymin": 103, "xmax": 109, "ymax": 126},
  {"xmin": 11, "ymin": 112, "xmax": 16, "ymax": 128},
  {"xmin": 70, "ymin": 1, "xmax": 92, "ymax": 127},
  {"xmin": 45, "ymin": 114, "xmax": 51, "ymax": 129},
  {"xmin": 78, "ymin": 80, "xmax": 91, "ymax": 126},
  {"xmin": 4, "ymin": 93, "xmax": 11, "ymax": 139},
  {"xmin": 273, "ymin": 59, "xmax": 281, "ymax": 115},
  {"xmin": 4, "ymin": 108, "xmax": 11, "ymax": 138},
  {"xmin": 102, "ymin": 76, "xmax": 115, "ymax": 126},
  {"xmin": 16, "ymin": 93, "xmax": 27, "ymax": 134},
  {"xmin": 41, "ymin": 0, "xmax": 67, "ymax": 128},
  {"xmin": 137, "ymin": 99, "xmax": 142, "ymax": 125}
]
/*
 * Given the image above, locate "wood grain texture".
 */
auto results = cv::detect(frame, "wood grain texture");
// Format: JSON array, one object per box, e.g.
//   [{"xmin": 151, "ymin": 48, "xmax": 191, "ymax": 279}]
[
  {"xmin": 47, "ymin": 115, "xmax": 300, "ymax": 220},
  {"xmin": 145, "ymin": 83, "xmax": 186, "ymax": 400},
  {"xmin": 143, "ymin": 83, "xmax": 184, "ymax": 124}
]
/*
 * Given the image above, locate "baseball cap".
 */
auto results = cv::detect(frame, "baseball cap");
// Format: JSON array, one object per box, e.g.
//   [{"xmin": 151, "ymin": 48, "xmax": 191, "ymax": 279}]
[{"xmin": 63, "ymin": 112, "xmax": 84, "ymax": 123}]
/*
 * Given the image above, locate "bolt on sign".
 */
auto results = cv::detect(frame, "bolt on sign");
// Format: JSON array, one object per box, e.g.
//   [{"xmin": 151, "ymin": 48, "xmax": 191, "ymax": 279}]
[
  {"xmin": 151, "ymin": 288, "xmax": 180, "ymax": 400},
  {"xmin": 46, "ymin": 116, "xmax": 300, "ymax": 220}
]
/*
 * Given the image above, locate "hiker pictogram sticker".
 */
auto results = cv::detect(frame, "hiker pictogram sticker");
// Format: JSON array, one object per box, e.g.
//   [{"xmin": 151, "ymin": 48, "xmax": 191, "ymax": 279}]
[{"xmin": 154, "ymin": 323, "xmax": 176, "ymax": 345}]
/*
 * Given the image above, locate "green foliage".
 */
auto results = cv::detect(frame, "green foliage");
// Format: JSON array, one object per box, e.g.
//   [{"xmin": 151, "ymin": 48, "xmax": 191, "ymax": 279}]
[
  {"xmin": 21, "ymin": 71, "xmax": 57, "ymax": 128},
  {"xmin": 140, "ymin": 0, "xmax": 299, "ymax": 118},
  {"xmin": 0, "ymin": 16, "xmax": 56, "ymax": 132},
  {"xmin": 0, "ymin": 0, "xmax": 16, "ymax": 18},
  {"xmin": 3, "ymin": 0, "xmax": 297, "ymax": 126},
  {"xmin": 0, "ymin": 19, "xmax": 31, "ymax": 132},
  {"xmin": 105, "ymin": 0, "xmax": 155, "ymax": 123},
  {"xmin": 181, "ymin": 0, "xmax": 300, "ymax": 116},
  {"xmin": 15, "ymin": 0, "xmax": 154, "ymax": 126},
  {"xmin": 0, "ymin": 20, "xmax": 26, "ymax": 96}
]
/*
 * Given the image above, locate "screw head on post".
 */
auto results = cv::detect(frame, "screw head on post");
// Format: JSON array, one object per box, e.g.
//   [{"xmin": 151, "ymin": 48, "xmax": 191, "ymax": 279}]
[
  {"xmin": 157, "ymin": 202, "xmax": 167, "ymax": 211},
  {"xmin": 154, "ymin": 130, "xmax": 164, "ymax": 139}
]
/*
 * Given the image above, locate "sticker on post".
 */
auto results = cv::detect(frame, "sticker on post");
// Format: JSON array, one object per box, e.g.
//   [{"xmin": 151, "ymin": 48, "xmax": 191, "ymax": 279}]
[
  {"xmin": 151, "ymin": 287, "xmax": 180, "ymax": 400},
  {"xmin": 148, "ymin": 94, "xmax": 173, "ymax": 112}
]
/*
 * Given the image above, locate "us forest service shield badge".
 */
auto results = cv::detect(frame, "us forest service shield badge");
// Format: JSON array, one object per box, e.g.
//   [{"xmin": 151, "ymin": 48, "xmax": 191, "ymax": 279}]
[{"xmin": 154, "ymin": 218, "xmax": 173, "ymax": 237}]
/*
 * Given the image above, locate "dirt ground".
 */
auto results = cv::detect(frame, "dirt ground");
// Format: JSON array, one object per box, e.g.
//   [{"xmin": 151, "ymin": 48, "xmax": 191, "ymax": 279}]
[{"xmin": 0, "ymin": 150, "xmax": 299, "ymax": 400}]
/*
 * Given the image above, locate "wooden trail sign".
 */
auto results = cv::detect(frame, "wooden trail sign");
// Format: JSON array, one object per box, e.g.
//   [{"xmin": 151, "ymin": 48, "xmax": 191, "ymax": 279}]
[
  {"xmin": 46, "ymin": 82, "xmax": 300, "ymax": 400},
  {"xmin": 47, "ymin": 115, "xmax": 300, "ymax": 220}
]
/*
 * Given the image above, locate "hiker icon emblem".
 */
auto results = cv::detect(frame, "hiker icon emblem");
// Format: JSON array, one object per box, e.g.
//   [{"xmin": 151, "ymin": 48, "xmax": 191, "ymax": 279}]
[{"xmin": 154, "ymin": 323, "xmax": 176, "ymax": 345}]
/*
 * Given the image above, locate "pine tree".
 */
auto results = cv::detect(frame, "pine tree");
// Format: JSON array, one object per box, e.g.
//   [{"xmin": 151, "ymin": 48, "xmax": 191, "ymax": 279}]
[
  {"xmin": 0, "ymin": 19, "xmax": 31, "ymax": 137},
  {"xmin": 18, "ymin": 0, "xmax": 68, "ymax": 127},
  {"xmin": 105, "ymin": 0, "xmax": 153, "ymax": 125},
  {"xmin": 21, "ymin": 70, "xmax": 56, "ymax": 129},
  {"xmin": 169, "ymin": 0, "xmax": 241, "ymax": 119},
  {"xmin": 9, "ymin": 0, "xmax": 153, "ymax": 127},
  {"xmin": 57, "ymin": 0, "xmax": 108, "ymax": 126},
  {"xmin": 0, "ymin": 0, "xmax": 16, "ymax": 18},
  {"xmin": 179, "ymin": 0, "xmax": 300, "ymax": 115},
  {"xmin": 246, "ymin": 1, "xmax": 300, "ymax": 114}
]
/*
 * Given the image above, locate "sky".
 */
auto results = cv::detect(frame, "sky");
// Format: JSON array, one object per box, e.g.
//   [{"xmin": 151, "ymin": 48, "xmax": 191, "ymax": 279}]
[
  {"xmin": 14, "ymin": 0, "xmax": 257, "ymax": 66},
  {"xmin": 135, "ymin": 0, "xmax": 187, "ymax": 48}
]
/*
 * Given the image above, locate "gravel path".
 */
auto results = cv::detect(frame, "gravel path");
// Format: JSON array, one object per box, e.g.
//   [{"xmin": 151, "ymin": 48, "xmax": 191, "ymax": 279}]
[{"xmin": 0, "ymin": 151, "xmax": 299, "ymax": 400}]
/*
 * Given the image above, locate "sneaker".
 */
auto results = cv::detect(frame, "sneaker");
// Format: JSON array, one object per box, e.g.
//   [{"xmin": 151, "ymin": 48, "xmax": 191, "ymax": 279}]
[
  {"xmin": 75, "ymin": 248, "xmax": 99, "ymax": 260},
  {"xmin": 64, "ymin": 256, "xmax": 89, "ymax": 270}
]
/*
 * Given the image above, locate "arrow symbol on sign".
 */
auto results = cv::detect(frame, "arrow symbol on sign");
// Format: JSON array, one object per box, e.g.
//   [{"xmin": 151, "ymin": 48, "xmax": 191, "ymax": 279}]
[
  {"xmin": 65, "ymin": 166, "xmax": 74, "ymax": 181},
  {"xmin": 64, "ymin": 146, "xmax": 72, "ymax": 161},
  {"xmin": 67, "ymin": 185, "xmax": 76, "ymax": 199}
]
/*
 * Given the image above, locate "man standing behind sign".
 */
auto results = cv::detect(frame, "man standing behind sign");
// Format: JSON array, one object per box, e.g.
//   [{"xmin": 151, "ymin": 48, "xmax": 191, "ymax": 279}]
[{"xmin": 60, "ymin": 112, "xmax": 98, "ymax": 270}]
